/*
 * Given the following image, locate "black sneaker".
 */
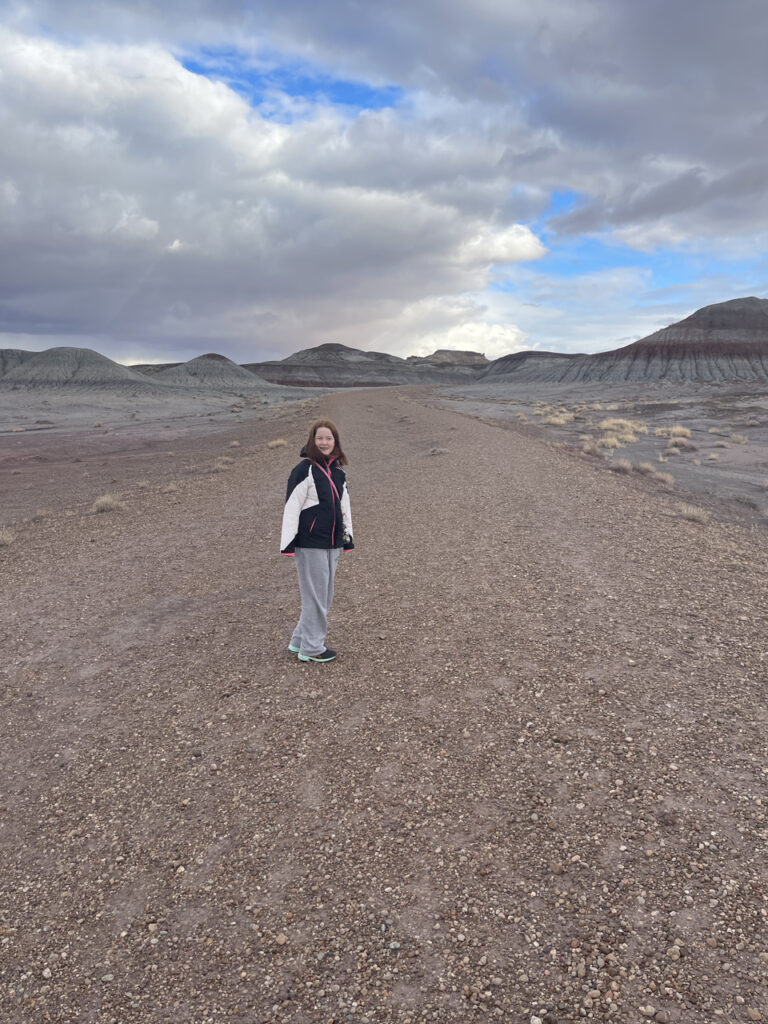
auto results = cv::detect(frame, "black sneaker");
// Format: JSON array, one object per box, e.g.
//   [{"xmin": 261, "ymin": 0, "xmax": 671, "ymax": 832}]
[{"xmin": 297, "ymin": 647, "xmax": 337, "ymax": 663}]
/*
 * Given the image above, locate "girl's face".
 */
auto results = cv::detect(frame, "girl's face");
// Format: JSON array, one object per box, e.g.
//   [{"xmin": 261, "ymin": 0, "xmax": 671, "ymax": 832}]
[{"xmin": 315, "ymin": 427, "xmax": 336, "ymax": 457}]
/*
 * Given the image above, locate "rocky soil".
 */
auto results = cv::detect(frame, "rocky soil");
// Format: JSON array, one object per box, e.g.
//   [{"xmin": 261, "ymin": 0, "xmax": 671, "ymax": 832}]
[{"xmin": 1, "ymin": 388, "xmax": 766, "ymax": 1023}]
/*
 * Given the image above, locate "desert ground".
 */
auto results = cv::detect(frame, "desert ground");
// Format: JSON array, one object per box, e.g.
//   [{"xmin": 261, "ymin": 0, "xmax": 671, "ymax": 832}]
[
  {"xmin": 437, "ymin": 382, "xmax": 768, "ymax": 521},
  {"xmin": 1, "ymin": 386, "xmax": 767, "ymax": 1024}
]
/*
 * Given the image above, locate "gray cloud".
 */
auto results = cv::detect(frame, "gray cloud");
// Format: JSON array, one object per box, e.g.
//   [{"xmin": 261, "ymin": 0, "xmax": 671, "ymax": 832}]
[{"xmin": 1, "ymin": 1, "xmax": 768, "ymax": 359}]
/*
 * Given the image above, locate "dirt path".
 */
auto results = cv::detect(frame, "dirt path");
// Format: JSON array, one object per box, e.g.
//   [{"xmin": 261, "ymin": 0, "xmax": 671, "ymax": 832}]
[{"xmin": 1, "ymin": 388, "xmax": 766, "ymax": 1024}]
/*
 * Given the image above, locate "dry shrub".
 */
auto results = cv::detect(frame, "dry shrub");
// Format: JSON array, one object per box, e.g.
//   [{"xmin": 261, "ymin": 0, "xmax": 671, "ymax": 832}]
[
  {"xmin": 213, "ymin": 457, "xmax": 234, "ymax": 472},
  {"xmin": 0, "ymin": 528, "xmax": 15, "ymax": 547},
  {"xmin": 163, "ymin": 483, "xmax": 179, "ymax": 493},
  {"xmin": 91, "ymin": 493, "xmax": 124, "ymax": 513},
  {"xmin": 714, "ymin": 440, "xmax": 730, "ymax": 448},
  {"xmin": 93, "ymin": 421, "xmax": 102, "ymax": 428},
  {"xmin": 707, "ymin": 453, "xmax": 719, "ymax": 461},
  {"xmin": 609, "ymin": 458, "xmax": 633, "ymax": 474},
  {"xmin": 581, "ymin": 442, "xmax": 600, "ymax": 456},
  {"xmin": 229, "ymin": 440, "xmax": 241, "ymax": 448},
  {"xmin": 268, "ymin": 438, "xmax": 287, "ymax": 449},
  {"xmin": 137, "ymin": 480, "xmax": 150, "ymax": 489},
  {"xmin": 730, "ymin": 433, "xmax": 748, "ymax": 444},
  {"xmin": 599, "ymin": 417, "xmax": 648, "ymax": 435},
  {"xmin": 603, "ymin": 402, "xmax": 620, "ymax": 411},
  {"xmin": 655, "ymin": 471, "xmax": 675, "ymax": 489},
  {"xmin": 635, "ymin": 462, "xmax": 656, "ymax": 475},
  {"xmin": 598, "ymin": 435, "xmax": 622, "ymax": 449},
  {"xmin": 11, "ymin": 426, "xmax": 25, "ymax": 433},
  {"xmin": 655, "ymin": 425, "xmax": 691, "ymax": 438},
  {"xmin": 668, "ymin": 436, "xmax": 692, "ymax": 449},
  {"xmin": 541, "ymin": 412, "xmax": 575, "ymax": 425},
  {"xmin": 678, "ymin": 504, "xmax": 710, "ymax": 524},
  {"xmin": 516, "ymin": 412, "xmax": 528, "ymax": 420},
  {"xmin": 708, "ymin": 426, "xmax": 723, "ymax": 434},
  {"xmin": 428, "ymin": 447, "xmax": 447, "ymax": 456}
]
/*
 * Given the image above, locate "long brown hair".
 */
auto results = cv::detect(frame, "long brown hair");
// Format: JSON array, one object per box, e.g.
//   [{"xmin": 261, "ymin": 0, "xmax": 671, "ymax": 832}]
[{"xmin": 305, "ymin": 419, "xmax": 348, "ymax": 465}]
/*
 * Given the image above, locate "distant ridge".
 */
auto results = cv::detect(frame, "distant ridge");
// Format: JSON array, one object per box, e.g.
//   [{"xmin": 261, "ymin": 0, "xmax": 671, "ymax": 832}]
[
  {"xmin": 480, "ymin": 298, "xmax": 768, "ymax": 384},
  {"xmin": 154, "ymin": 353, "xmax": 277, "ymax": 388},
  {"xmin": 245, "ymin": 343, "xmax": 489, "ymax": 386},
  {"xmin": 0, "ymin": 347, "xmax": 156, "ymax": 388},
  {"xmin": 4, "ymin": 298, "xmax": 767, "ymax": 391}
]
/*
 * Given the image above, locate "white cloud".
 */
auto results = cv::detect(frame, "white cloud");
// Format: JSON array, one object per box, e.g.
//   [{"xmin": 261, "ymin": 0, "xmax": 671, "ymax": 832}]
[
  {"xmin": 2, "ymin": 3, "xmax": 768, "ymax": 360},
  {"xmin": 0, "ymin": 27, "xmax": 548, "ymax": 360}
]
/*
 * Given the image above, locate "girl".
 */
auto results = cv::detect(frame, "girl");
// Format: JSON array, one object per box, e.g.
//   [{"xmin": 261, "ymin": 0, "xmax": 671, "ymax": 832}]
[{"xmin": 280, "ymin": 420, "xmax": 354, "ymax": 662}]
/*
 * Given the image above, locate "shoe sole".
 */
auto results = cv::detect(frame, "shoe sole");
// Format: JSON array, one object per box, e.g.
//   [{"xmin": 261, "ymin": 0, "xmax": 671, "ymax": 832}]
[
  {"xmin": 288, "ymin": 644, "xmax": 300, "ymax": 653},
  {"xmin": 297, "ymin": 653, "xmax": 336, "ymax": 662}
]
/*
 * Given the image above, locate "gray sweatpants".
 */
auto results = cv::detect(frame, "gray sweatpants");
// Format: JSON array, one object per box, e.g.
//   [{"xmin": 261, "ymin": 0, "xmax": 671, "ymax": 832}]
[{"xmin": 291, "ymin": 547, "xmax": 342, "ymax": 656}]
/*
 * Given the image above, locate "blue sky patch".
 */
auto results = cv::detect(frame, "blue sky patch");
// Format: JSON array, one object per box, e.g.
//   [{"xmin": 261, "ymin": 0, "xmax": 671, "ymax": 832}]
[{"xmin": 181, "ymin": 46, "xmax": 404, "ymax": 119}]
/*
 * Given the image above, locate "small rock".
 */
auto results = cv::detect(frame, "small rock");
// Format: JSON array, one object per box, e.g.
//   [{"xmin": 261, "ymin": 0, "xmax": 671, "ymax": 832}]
[
  {"xmin": 389, "ymin": 941, "xmax": 401, "ymax": 950},
  {"xmin": 42, "ymin": 968, "xmax": 52, "ymax": 980},
  {"xmin": 275, "ymin": 933, "xmax": 288, "ymax": 945},
  {"xmin": 101, "ymin": 974, "xmax": 114, "ymax": 983},
  {"xmin": 531, "ymin": 1017, "xmax": 543, "ymax": 1024},
  {"xmin": 665, "ymin": 946, "xmax": 681, "ymax": 960},
  {"xmin": 639, "ymin": 1007, "xmax": 656, "ymax": 1019},
  {"xmin": 747, "ymin": 1011, "xmax": 762, "ymax": 1022},
  {"xmin": 654, "ymin": 1011, "xmax": 671, "ymax": 1023}
]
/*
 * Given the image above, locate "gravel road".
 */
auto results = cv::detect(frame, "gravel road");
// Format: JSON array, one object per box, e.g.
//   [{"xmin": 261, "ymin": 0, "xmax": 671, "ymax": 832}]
[{"xmin": 1, "ymin": 387, "xmax": 766, "ymax": 1024}]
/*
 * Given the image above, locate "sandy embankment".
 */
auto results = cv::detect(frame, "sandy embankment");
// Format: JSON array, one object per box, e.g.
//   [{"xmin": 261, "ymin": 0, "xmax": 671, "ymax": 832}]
[{"xmin": 1, "ymin": 387, "xmax": 766, "ymax": 1023}]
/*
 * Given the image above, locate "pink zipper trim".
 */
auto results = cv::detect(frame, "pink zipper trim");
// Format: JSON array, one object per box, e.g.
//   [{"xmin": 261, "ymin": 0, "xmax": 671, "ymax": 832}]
[{"xmin": 311, "ymin": 458, "xmax": 340, "ymax": 545}]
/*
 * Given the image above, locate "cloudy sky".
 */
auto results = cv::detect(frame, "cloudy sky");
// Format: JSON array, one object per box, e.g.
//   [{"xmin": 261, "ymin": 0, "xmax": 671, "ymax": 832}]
[{"xmin": 1, "ymin": 1, "xmax": 767, "ymax": 364}]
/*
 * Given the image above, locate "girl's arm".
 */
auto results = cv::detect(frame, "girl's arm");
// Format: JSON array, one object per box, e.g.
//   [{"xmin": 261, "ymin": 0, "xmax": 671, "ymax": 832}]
[
  {"xmin": 341, "ymin": 480, "xmax": 354, "ymax": 551},
  {"xmin": 280, "ymin": 464, "xmax": 311, "ymax": 553}
]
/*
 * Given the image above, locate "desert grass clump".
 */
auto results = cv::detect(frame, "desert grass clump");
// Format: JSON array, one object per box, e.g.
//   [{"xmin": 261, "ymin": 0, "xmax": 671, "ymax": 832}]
[
  {"xmin": 714, "ymin": 440, "xmax": 730, "ymax": 448},
  {"xmin": 635, "ymin": 462, "xmax": 656, "ymax": 475},
  {"xmin": 581, "ymin": 441, "xmax": 600, "ymax": 456},
  {"xmin": 599, "ymin": 417, "xmax": 648, "ymax": 436},
  {"xmin": 655, "ymin": 471, "xmax": 675, "ymax": 489},
  {"xmin": 0, "ymin": 527, "xmax": 16, "ymax": 547},
  {"xmin": 730, "ymin": 433, "xmax": 748, "ymax": 444},
  {"xmin": 163, "ymin": 483, "xmax": 179, "ymax": 494},
  {"xmin": 92, "ymin": 421, "xmax": 102, "ymax": 428},
  {"xmin": 213, "ymin": 457, "xmax": 234, "ymax": 472},
  {"xmin": 136, "ymin": 480, "xmax": 150, "ymax": 489},
  {"xmin": 609, "ymin": 458, "xmax": 633, "ymax": 474},
  {"xmin": 267, "ymin": 438, "xmax": 287, "ymax": 449},
  {"xmin": 229, "ymin": 440, "xmax": 241, "ymax": 448},
  {"xmin": 541, "ymin": 412, "xmax": 575, "ymax": 426},
  {"xmin": 678, "ymin": 504, "xmax": 710, "ymax": 524},
  {"xmin": 91, "ymin": 493, "xmax": 124, "ymax": 514},
  {"xmin": 707, "ymin": 453, "xmax": 719, "ymax": 461},
  {"xmin": 655, "ymin": 424, "xmax": 691, "ymax": 438},
  {"xmin": 598, "ymin": 435, "xmax": 622, "ymax": 449}
]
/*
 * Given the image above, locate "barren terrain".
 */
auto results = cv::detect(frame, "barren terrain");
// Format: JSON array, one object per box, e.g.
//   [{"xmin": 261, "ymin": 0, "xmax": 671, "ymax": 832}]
[{"xmin": 1, "ymin": 387, "xmax": 767, "ymax": 1024}]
